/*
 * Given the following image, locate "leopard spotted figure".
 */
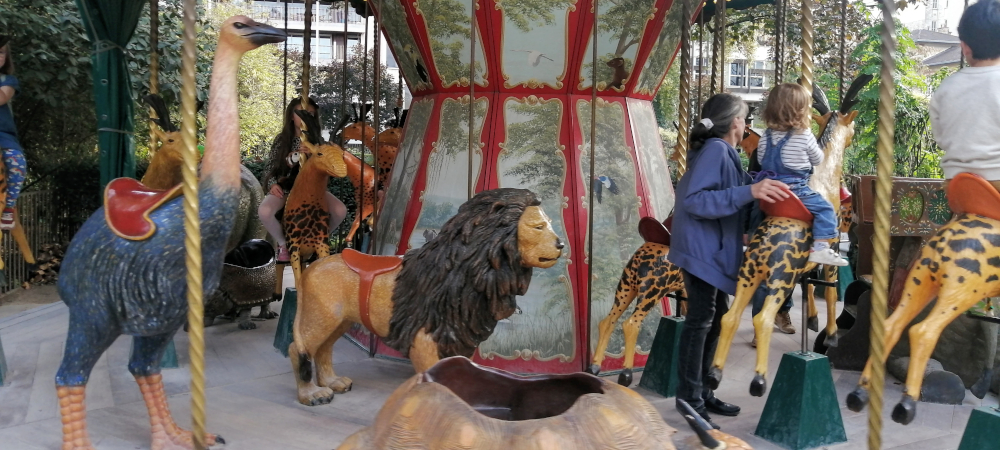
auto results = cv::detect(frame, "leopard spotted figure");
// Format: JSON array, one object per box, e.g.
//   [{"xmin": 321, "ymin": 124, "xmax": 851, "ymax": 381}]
[
  {"xmin": 846, "ymin": 173, "xmax": 1000, "ymax": 425},
  {"xmin": 340, "ymin": 118, "xmax": 379, "ymax": 243},
  {"xmin": 284, "ymin": 111, "xmax": 348, "ymax": 291},
  {"xmin": 707, "ymin": 75, "xmax": 870, "ymax": 397}
]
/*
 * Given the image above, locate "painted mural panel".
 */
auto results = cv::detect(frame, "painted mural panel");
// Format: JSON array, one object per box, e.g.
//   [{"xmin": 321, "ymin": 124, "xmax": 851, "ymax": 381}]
[
  {"xmin": 372, "ymin": 0, "xmax": 434, "ymax": 91},
  {"xmin": 376, "ymin": 98, "xmax": 435, "ymax": 256},
  {"xmin": 627, "ymin": 98, "xmax": 674, "ymax": 219},
  {"xmin": 479, "ymin": 96, "xmax": 575, "ymax": 363},
  {"xmin": 633, "ymin": 0, "xmax": 689, "ymax": 95},
  {"xmin": 577, "ymin": 99, "xmax": 651, "ymax": 358},
  {"xmin": 577, "ymin": 0, "xmax": 657, "ymax": 91},
  {"xmin": 414, "ymin": 0, "xmax": 488, "ymax": 88},
  {"xmin": 497, "ymin": 0, "xmax": 577, "ymax": 89},
  {"xmin": 408, "ymin": 97, "xmax": 487, "ymax": 249}
]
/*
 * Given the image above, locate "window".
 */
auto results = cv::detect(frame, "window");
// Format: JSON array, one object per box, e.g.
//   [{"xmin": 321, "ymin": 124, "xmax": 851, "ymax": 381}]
[
  {"xmin": 931, "ymin": 0, "xmax": 938, "ymax": 8},
  {"xmin": 729, "ymin": 60, "xmax": 746, "ymax": 87},
  {"xmin": 318, "ymin": 34, "xmax": 333, "ymax": 62}
]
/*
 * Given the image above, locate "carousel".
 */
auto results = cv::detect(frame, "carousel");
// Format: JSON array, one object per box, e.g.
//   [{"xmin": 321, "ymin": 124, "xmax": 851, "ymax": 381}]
[{"xmin": 0, "ymin": 0, "xmax": 997, "ymax": 449}]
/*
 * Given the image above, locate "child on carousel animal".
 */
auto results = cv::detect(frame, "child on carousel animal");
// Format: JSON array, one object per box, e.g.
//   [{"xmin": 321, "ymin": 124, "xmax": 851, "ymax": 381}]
[
  {"xmin": 756, "ymin": 83, "xmax": 847, "ymax": 267},
  {"xmin": 0, "ymin": 36, "xmax": 28, "ymax": 231},
  {"xmin": 669, "ymin": 93, "xmax": 791, "ymax": 429},
  {"xmin": 931, "ymin": 0, "xmax": 1000, "ymax": 190}
]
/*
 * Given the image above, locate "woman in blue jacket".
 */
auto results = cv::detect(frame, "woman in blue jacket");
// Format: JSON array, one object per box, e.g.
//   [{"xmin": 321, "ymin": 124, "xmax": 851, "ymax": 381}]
[{"xmin": 668, "ymin": 93, "xmax": 789, "ymax": 428}]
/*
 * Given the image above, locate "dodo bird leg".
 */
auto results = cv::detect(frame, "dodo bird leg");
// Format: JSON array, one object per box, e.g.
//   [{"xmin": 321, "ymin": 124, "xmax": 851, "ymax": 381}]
[
  {"xmin": 58, "ymin": 386, "xmax": 93, "ymax": 450},
  {"xmin": 137, "ymin": 374, "xmax": 220, "ymax": 449}
]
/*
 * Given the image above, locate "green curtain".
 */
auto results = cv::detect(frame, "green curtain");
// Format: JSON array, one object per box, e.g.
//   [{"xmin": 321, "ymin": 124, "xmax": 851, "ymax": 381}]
[{"xmin": 76, "ymin": 0, "xmax": 145, "ymax": 188}]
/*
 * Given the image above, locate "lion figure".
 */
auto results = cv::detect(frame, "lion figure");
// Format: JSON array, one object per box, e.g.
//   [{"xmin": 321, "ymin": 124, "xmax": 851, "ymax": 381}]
[{"xmin": 290, "ymin": 188, "xmax": 565, "ymax": 406}]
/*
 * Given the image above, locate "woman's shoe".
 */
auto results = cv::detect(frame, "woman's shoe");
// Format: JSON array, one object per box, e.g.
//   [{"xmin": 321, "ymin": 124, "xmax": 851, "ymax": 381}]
[{"xmin": 276, "ymin": 245, "xmax": 290, "ymax": 263}]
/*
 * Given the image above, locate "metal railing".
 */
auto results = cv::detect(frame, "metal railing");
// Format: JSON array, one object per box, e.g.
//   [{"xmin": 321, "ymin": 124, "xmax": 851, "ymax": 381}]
[
  {"xmin": 251, "ymin": 2, "xmax": 363, "ymax": 25},
  {"xmin": 1, "ymin": 190, "xmax": 71, "ymax": 293}
]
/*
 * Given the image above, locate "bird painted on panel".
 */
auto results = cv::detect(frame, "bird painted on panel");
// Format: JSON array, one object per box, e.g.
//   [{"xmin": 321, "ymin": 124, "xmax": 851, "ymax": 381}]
[
  {"xmin": 592, "ymin": 175, "xmax": 620, "ymax": 204},
  {"xmin": 54, "ymin": 16, "xmax": 285, "ymax": 450},
  {"xmin": 402, "ymin": 44, "xmax": 430, "ymax": 83},
  {"xmin": 511, "ymin": 49, "xmax": 553, "ymax": 67}
]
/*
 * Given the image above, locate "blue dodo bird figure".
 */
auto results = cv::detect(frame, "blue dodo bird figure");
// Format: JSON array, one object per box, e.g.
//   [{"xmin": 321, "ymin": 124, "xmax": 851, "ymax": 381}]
[{"xmin": 54, "ymin": 16, "xmax": 285, "ymax": 450}]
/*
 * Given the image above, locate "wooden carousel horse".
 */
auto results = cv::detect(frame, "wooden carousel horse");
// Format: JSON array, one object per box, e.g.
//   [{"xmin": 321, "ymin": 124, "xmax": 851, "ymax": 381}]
[
  {"xmin": 587, "ymin": 216, "xmax": 685, "ymax": 386},
  {"xmin": 706, "ymin": 75, "xmax": 871, "ymax": 397},
  {"xmin": 282, "ymin": 109, "xmax": 348, "ymax": 293},
  {"xmin": 846, "ymin": 172, "xmax": 1000, "ymax": 424},
  {"xmin": 289, "ymin": 189, "xmax": 563, "ymax": 405},
  {"xmin": 54, "ymin": 17, "xmax": 284, "ymax": 450}
]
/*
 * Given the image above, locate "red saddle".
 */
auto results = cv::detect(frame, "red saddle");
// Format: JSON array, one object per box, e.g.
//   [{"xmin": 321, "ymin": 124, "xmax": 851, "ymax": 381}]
[
  {"xmin": 760, "ymin": 188, "xmax": 814, "ymax": 224},
  {"xmin": 104, "ymin": 178, "xmax": 183, "ymax": 241},
  {"xmin": 341, "ymin": 248, "xmax": 403, "ymax": 332},
  {"xmin": 638, "ymin": 216, "xmax": 672, "ymax": 246},
  {"xmin": 948, "ymin": 173, "xmax": 1000, "ymax": 221}
]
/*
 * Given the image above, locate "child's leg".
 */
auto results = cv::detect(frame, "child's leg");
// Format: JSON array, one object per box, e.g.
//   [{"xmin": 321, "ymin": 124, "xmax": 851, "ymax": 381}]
[
  {"xmin": 795, "ymin": 189, "xmax": 839, "ymax": 243},
  {"xmin": 2, "ymin": 148, "xmax": 27, "ymax": 210},
  {"xmin": 257, "ymin": 194, "xmax": 287, "ymax": 248}
]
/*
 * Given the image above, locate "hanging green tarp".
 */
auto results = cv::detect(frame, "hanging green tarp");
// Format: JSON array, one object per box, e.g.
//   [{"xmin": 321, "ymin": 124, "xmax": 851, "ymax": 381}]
[{"xmin": 76, "ymin": 0, "xmax": 145, "ymax": 188}]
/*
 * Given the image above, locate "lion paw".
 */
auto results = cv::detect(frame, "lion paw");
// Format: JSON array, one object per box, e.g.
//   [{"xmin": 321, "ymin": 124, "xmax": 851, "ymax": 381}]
[
  {"xmin": 319, "ymin": 376, "xmax": 353, "ymax": 393},
  {"xmin": 298, "ymin": 385, "xmax": 335, "ymax": 406}
]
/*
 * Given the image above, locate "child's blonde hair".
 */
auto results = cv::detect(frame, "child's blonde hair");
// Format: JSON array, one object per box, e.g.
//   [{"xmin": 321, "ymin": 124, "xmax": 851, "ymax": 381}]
[{"xmin": 762, "ymin": 83, "xmax": 811, "ymax": 131}]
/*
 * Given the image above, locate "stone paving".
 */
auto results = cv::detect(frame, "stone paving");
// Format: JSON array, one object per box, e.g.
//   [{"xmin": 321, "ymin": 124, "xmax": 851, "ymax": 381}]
[{"xmin": 0, "ymin": 275, "xmax": 994, "ymax": 450}]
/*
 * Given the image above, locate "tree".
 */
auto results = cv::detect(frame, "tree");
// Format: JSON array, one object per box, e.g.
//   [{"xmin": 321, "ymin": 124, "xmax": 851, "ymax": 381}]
[{"xmin": 312, "ymin": 44, "xmax": 402, "ymax": 132}]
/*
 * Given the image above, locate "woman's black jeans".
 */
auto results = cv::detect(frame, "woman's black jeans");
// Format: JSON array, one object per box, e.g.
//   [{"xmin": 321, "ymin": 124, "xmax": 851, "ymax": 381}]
[{"xmin": 676, "ymin": 269, "xmax": 730, "ymax": 411}]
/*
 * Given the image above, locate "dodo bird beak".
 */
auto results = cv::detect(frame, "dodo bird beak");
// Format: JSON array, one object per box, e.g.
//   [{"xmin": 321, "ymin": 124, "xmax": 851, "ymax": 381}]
[
  {"xmin": 242, "ymin": 21, "xmax": 287, "ymax": 46},
  {"xmin": 678, "ymin": 399, "xmax": 723, "ymax": 449}
]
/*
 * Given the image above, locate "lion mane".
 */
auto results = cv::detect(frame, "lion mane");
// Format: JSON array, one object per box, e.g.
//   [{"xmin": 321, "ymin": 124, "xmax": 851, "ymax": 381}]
[{"xmin": 384, "ymin": 188, "xmax": 540, "ymax": 358}]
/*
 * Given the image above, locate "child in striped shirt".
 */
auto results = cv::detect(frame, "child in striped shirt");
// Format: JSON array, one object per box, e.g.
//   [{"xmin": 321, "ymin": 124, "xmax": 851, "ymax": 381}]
[{"xmin": 757, "ymin": 83, "xmax": 847, "ymax": 266}]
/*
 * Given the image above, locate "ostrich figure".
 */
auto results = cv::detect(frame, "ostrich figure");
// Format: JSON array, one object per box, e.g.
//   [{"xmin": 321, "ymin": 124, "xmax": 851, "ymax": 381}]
[{"xmin": 54, "ymin": 17, "xmax": 284, "ymax": 450}]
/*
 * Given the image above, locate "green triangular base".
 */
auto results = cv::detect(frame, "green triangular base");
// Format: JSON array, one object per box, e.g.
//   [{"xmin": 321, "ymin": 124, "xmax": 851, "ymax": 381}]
[
  {"xmin": 637, "ymin": 316, "xmax": 684, "ymax": 398},
  {"xmin": 958, "ymin": 407, "xmax": 1000, "ymax": 450},
  {"xmin": 755, "ymin": 352, "xmax": 846, "ymax": 449},
  {"xmin": 128, "ymin": 338, "xmax": 179, "ymax": 369},
  {"xmin": 0, "ymin": 334, "xmax": 8, "ymax": 386},
  {"xmin": 273, "ymin": 288, "xmax": 297, "ymax": 357}
]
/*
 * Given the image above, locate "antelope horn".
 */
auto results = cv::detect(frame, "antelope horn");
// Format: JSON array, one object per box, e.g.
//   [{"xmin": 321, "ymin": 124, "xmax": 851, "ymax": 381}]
[
  {"xmin": 351, "ymin": 102, "xmax": 359, "ymax": 122},
  {"xmin": 840, "ymin": 74, "xmax": 875, "ymax": 114},
  {"xmin": 294, "ymin": 109, "xmax": 324, "ymax": 146},
  {"xmin": 678, "ymin": 399, "xmax": 722, "ymax": 449},
  {"xmin": 800, "ymin": 77, "xmax": 831, "ymax": 116},
  {"xmin": 332, "ymin": 113, "xmax": 353, "ymax": 145},
  {"xmin": 142, "ymin": 94, "xmax": 177, "ymax": 132},
  {"xmin": 399, "ymin": 109, "xmax": 408, "ymax": 127},
  {"xmin": 363, "ymin": 103, "xmax": 373, "ymax": 120}
]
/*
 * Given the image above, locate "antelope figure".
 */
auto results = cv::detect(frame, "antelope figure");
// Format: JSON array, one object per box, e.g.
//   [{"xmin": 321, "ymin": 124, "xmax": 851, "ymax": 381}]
[{"xmin": 706, "ymin": 75, "xmax": 871, "ymax": 397}]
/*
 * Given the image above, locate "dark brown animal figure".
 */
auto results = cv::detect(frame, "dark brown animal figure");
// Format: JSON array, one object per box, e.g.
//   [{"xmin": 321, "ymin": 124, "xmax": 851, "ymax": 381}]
[
  {"xmin": 607, "ymin": 57, "xmax": 628, "ymax": 90},
  {"xmin": 283, "ymin": 110, "xmax": 348, "ymax": 293}
]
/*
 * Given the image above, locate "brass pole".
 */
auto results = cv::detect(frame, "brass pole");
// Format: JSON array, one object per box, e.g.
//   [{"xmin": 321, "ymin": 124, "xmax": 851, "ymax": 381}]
[
  {"xmin": 148, "ymin": 0, "xmax": 159, "ymax": 155},
  {"xmin": 372, "ymin": 0, "xmax": 382, "ymax": 253},
  {"xmin": 283, "ymin": 0, "xmax": 288, "ymax": 107},
  {"xmin": 180, "ymin": 0, "xmax": 206, "ymax": 448},
  {"xmin": 869, "ymin": 1, "xmax": 897, "ymax": 448},
  {"xmin": 302, "ymin": 0, "xmax": 313, "ymax": 105},
  {"xmin": 468, "ymin": 0, "xmax": 477, "ymax": 200},
  {"xmin": 676, "ymin": 0, "xmax": 692, "ymax": 177},
  {"xmin": 799, "ymin": 0, "xmax": 814, "ymax": 96},
  {"xmin": 774, "ymin": 0, "xmax": 783, "ymax": 83},
  {"xmin": 710, "ymin": 0, "xmax": 720, "ymax": 95},
  {"xmin": 839, "ymin": 0, "xmax": 846, "ymax": 103},
  {"xmin": 586, "ymin": 0, "xmax": 599, "ymax": 371},
  {"xmin": 342, "ymin": 0, "xmax": 349, "ymax": 122},
  {"xmin": 960, "ymin": 0, "xmax": 968, "ymax": 68}
]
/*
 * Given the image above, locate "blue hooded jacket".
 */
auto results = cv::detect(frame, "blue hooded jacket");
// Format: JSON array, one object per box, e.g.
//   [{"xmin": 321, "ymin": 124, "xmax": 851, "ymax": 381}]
[{"xmin": 667, "ymin": 138, "xmax": 754, "ymax": 295}]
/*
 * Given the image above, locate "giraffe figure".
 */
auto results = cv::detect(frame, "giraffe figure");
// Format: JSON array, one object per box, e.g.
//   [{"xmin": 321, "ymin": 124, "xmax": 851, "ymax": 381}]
[
  {"xmin": 283, "ymin": 110, "xmax": 348, "ymax": 292},
  {"xmin": 706, "ymin": 75, "xmax": 870, "ymax": 397},
  {"xmin": 587, "ymin": 217, "xmax": 685, "ymax": 386},
  {"xmin": 846, "ymin": 173, "xmax": 1000, "ymax": 424},
  {"xmin": 339, "ymin": 106, "xmax": 380, "ymax": 243}
]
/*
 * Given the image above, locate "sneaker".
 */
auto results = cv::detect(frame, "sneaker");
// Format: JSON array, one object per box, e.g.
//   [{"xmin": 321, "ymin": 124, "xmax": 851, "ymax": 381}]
[
  {"xmin": 276, "ymin": 245, "xmax": 290, "ymax": 263},
  {"xmin": 808, "ymin": 248, "xmax": 848, "ymax": 266},
  {"xmin": 0, "ymin": 208, "xmax": 14, "ymax": 230},
  {"xmin": 775, "ymin": 311, "xmax": 796, "ymax": 334}
]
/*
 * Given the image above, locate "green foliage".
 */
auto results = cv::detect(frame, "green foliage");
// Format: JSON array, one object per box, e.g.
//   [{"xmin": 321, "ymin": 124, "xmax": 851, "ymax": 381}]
[
  {"xmin": 842, "ymin": 22, "xmax": 944, "ymax": 178},
  {"xmin": 312, "ymin": 45, "xmax": 402, "ymax": 131},
  {"xmin": 499, "ymin": 0, "xmax": 575, "ymax": 31}
]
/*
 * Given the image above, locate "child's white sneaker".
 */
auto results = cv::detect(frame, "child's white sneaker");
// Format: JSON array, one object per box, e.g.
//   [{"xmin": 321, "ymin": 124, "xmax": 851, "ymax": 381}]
[{"xmin": 808, "ymin": 248, "xmax": 848, "ymax": 266}]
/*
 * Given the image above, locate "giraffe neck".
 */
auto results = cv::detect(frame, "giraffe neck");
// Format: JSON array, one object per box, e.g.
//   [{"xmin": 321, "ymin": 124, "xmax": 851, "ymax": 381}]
[
  {"xmin": 286, "ymin": 163, "xmax": 330, "ymax": 211},
  {"xmin": 201, "ymin": 44, "xmax": 244, "ymax": 190}
]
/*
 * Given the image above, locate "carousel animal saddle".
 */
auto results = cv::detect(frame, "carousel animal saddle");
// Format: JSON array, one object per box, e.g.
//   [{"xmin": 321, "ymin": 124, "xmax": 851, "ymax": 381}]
[
  {"xmin": 341, "ymin": 248, "xmax": 403, "ymax": 331},
  {"xmin": 760, "ymin": 188, "xmax": 814, "ymax": 224},
  {"xmin": 948, "ymin": 172, "xmax": 1000, "ymax": 221},
  {"xmin": 104, "ymin": 178, "xmax": 183, "ymax": 241},
  {"xmin": 638, "ymin": 216, "xmax": 672, "ymax": 246}
]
